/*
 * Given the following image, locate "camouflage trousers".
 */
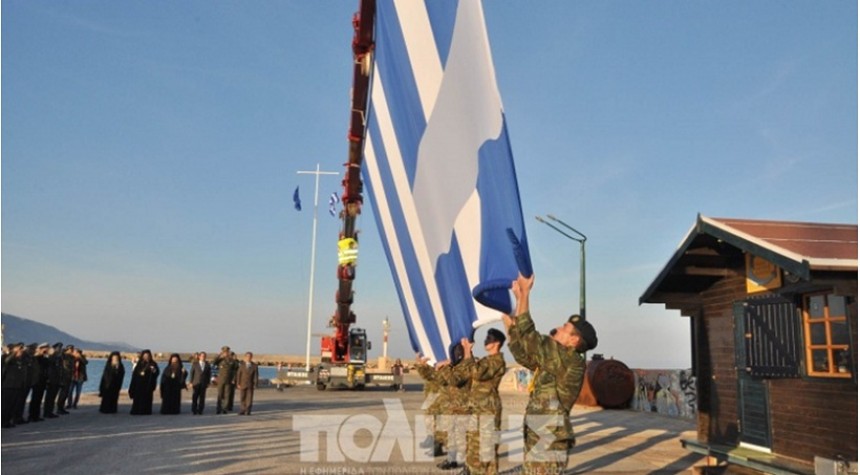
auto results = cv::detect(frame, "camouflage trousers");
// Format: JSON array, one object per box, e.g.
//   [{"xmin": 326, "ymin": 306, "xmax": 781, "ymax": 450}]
[
  {"xmin": 465, "ymin": 412, "xmax": 501, "ymax": 475},
  {"xmin": 422, "ymin": 393, "xmax": 447, "ymax": 446},
  {"xmin": 438, "ymin": 414, "xmax": 468, "ymax": 463},
  {"xmin": 522, "ymin": 413, "xmax": 572, "ymax": 475}
]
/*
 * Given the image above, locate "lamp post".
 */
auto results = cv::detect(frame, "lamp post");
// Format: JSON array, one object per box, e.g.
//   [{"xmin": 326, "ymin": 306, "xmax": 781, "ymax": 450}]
[
  {"xmin": 535, "ymin": 215, "xmax": 587, "ymax": 319},
  {"xmin": 382, "ymin": 316, "xmax": 390, "ymax": 361},
  {"xmin": 297, "ymin": 163, "xmax": 339, "ymax": 371}
]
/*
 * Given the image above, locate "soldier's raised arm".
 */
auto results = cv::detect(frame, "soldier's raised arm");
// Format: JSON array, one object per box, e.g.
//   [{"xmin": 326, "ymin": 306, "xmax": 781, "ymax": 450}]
[
  {"xmin": 453, "ymin": 338, "xmax": 476, "ymax": 381},
  {"xmin": 507, "ymin": 273, "xmax": 549, "ymax": 369},
  {"xmin": 415, "ymin": 355, "xmax": 436, "ymax": 382}
]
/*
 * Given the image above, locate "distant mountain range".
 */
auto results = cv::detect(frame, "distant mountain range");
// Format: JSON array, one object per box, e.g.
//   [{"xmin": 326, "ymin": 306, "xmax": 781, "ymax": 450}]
[{"xmin": 1, "ymin": 313, "xmax": 139, "ymax": 352}]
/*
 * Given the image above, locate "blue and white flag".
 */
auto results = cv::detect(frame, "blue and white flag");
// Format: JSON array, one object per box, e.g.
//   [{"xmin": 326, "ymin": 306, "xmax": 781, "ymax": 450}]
[
  {"xmin": 363, "ymin": 0, "xmax": 532, "ymax": 362},
  {"xmin": 293, "ymin": 186, "xmax": 302, "ymax": 211},
  {"xmin": 328, "ymin": 192, "xmax": 340, "ymax": 217}
]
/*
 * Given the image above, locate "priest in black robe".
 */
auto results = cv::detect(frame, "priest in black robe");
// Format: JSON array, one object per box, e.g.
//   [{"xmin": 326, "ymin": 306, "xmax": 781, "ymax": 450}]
[
  {"xmin": 99, "ymin": 351, "xmax": 125, "ymax": 414},
  {"xmin": 159, "ymin": 353, "xmax": 187, "ymax": 415},
  {"xmin": 129, "ymin": 349, "xmax": 159, "ymax": 415}
]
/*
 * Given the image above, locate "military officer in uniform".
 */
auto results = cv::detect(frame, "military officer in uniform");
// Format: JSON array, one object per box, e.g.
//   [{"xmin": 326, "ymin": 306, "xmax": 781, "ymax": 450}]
[
  {"xmin": 415, "ymin": 354, "xmax": 449, "ymax": 457},
  {"xmin": 212, "ymin": 346, "xmax": 236, "ymax": 414},
  {"xmin": 456, "ymin": 329, "xmax": 507, "ymax": 475},
  {"xmin": 226, "ymin": 351, "xmax": 239, "ymax": 412},
  {"xmin": 55, "ymin": 345, "xmax": 75, "ymax": 415},
  {"xmin": 504, "ymin": 273, "xmax": 597, "ymax": 475},
  {"xmin": 435, "ymin": 343, "xmax": 470, "ymax": 471},
  {"xmin": 28, "ymin": 343, "xmax": 50, "ymax": 422},
  {"xmin": 42, "ymin": 343, "xmax": 64, "ymax": 419},
  {"xmin": 1, "ymin": 343, "xmax": 28, "ymax": 428}
]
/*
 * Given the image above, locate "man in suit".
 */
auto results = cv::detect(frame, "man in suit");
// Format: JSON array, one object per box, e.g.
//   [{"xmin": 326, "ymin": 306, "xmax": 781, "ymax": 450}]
[
  {"xmin": 235, "ymin": 352, "xmax": 259, "ymax": 416},
  {"xmin": 188, "ymin": 352, "xmax": 211, "ymax": 415}
]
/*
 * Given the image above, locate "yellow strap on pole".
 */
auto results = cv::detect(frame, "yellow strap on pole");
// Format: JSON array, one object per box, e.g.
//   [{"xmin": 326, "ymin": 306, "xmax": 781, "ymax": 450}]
[{"xmin": 528, "ymin": 368, "xmax": 539, "ymax": 393}]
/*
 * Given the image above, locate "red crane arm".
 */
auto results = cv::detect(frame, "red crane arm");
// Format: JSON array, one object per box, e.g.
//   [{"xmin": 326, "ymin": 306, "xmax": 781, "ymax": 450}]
[{"xmin": 331, "ymin": 0, "xmax": 375, "ymax": 363}]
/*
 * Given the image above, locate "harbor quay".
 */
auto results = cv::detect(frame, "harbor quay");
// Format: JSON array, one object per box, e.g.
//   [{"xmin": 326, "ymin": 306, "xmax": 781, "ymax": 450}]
[{"xmin": 1, "ymin": 375, "xmax": 703, "ymax": 474}]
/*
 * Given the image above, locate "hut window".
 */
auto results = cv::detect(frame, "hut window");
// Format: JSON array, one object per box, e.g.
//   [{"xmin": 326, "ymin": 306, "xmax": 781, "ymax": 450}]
[
  {"xmin": 803, "ymin": 293, "xmax": 852, "ymax": 378},
  {"xmin": 739, "ymin": 298, "xmax": 802, "ymax": 378}
]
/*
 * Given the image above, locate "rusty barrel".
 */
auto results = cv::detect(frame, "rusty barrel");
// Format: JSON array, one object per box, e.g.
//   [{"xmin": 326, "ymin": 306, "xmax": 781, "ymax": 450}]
[{"xmin": 586, "ymin": 359, "xmax": 635, "ymax": 409}]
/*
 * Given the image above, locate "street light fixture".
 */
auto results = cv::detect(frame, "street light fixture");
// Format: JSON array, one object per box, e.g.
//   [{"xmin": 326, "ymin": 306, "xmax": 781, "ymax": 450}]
[{"xmin": 535, "ymin": 215, "xmax": 587, "ymax": 319}]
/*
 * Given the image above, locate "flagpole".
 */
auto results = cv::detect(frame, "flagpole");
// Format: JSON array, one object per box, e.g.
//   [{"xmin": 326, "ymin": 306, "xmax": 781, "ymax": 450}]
[{"xmin": 297, "ymin": 163, "xmax": 339, "ymax": 371}]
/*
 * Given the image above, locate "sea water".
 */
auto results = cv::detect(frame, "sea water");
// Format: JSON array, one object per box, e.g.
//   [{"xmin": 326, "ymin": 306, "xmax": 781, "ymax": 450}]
[{"xmin": 80, "ymin": 359, "xmax": 278, "ymax": 394}]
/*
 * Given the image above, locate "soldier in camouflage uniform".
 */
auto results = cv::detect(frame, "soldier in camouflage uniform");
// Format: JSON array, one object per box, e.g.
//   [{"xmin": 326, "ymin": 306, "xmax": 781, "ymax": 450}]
[
  {"xmin": 455, "ymin": 329, "xmax": 507, "ymax": 475},
  {"xmin": 504, "ymin": 273, "xmax": 597, "ymax": 475},
  {"xmin": 213, "ymin": 346, "xmax": 236, "ymax": 414},
  {"xmin": 415, "ymin": 355, "xmax": 449, "ymax": 457},
  {"xmin": 435, "ymin": 343, "xmax": 470, "ymax": 471}
]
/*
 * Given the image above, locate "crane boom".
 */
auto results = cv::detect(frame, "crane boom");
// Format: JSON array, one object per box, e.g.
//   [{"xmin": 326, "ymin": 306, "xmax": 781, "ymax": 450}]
[{"xmin": 329, "ymin": 0, "xmax": 376, "ymax": 364}]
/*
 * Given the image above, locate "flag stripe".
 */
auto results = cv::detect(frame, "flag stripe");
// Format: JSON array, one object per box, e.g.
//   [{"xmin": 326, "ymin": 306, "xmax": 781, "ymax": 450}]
[
  {"xmin": 370, "ymin": 73, "xmax": 451, "ymax": 354},
  {"xmin": 392, "ymin": 0, "xmax": 443, "ymax": 119},
  {"xmin": 364, "ymin": 134, "xmax": 440, "ymax": 358},
  {"xmin": 375, "ymin": 2, "xmax": 425, "ymax": 186}
]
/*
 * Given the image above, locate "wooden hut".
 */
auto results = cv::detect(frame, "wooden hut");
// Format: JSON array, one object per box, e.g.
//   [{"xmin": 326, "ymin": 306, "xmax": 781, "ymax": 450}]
[{"xmin": 640, "ymin": 215, "xmax": 857, "ymax": 475}]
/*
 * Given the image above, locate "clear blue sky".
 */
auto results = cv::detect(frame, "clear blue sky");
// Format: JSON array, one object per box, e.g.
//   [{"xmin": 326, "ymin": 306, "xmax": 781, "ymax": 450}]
[{"xmin": 3, "ymin": 1, "xmax": 856, "ymax": 368}]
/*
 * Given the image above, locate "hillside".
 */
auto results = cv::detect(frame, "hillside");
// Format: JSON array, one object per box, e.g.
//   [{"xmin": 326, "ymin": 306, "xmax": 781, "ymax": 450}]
[{"xmin": 1, "ymin": 313, "xmax": 138, "ymax": 352}]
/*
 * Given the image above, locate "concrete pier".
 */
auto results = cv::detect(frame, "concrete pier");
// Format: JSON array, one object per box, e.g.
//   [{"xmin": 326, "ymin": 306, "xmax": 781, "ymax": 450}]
[{"xmin": 1, "ymin": 375, "xmax": 703, "ymax": 474}]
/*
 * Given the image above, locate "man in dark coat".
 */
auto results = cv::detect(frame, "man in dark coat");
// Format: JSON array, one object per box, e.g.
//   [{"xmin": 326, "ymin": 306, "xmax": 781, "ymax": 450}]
[
  {"xmin": 13, "ymin": 344, "xmax": 36, "ymax": 425},
  {"xmin": 159, "ymin": 353, "xmax": 187, "ymax": 415},
  {"xmin": 129, "ymin": 350, "xmax": 160, "ymax": 415},
  {"xmin": 42, "ymin": 343, "xmax": 64, "ymax": 418},
  {"xmin": 99, "ymin": 351, "xmax": 125, "ymax": 414},
  {"xmin": 189, "ymin": 351, "xmax": 212, "ymax": 415},
  {"xmin": 2, "ymin": 343, "xmax": 28, "ymax": 428},
  {"xmin": 55, "ymin": 345, "xmax": 75, "ymax": 415},
  {"xmin": 235, "ymin": 352, "xmax": 259, "ymax": 416},
  {"xmin": 226, "ymin": 351, "xmax": 239, "ymax": 411},
  {"xmin": 27, "ymin": 343, "xmax": 50, "ymax": 423}
]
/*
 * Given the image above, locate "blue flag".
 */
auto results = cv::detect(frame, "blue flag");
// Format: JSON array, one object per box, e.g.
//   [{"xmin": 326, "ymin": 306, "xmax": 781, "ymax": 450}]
[{"xmin": 293, "ymin": 186, "xmax": 301, "ymax": 211}]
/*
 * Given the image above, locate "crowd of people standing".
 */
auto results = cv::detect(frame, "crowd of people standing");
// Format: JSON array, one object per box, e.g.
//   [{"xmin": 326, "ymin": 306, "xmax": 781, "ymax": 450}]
[
  {"xmin": 1, "ymin": 342, "xmax": 89, "ymax": 428},
  {"xmin": 1, "ymin": 343, "xmax": 259, "ymax": 428}
]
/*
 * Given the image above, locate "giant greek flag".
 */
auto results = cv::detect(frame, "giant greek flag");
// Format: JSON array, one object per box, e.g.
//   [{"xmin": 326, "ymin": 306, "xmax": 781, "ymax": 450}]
[{"xmin": 363, "ymin": 0, "xmax": 531, "ymax": 362}]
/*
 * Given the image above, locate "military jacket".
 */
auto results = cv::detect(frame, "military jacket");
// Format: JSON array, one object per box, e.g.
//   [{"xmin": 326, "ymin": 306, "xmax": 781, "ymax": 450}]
[
  {"xmin": 437, "ymin": 363, "xmax": 471, "ymax": 415},
  {"xmin": 508, "ymin": 310, "xmax": 585, "ymax": 440},
  {"xmin": 213, "ymin": 355, "xmax": 237, "ymax": 384},
  {"xmin": 2, "ymin": 354, "xmax": 29, "ymax": 389},
  {"xmin": 416, "ymin": 363, "xmax": 447, "ymax": 414},
  {"xmin": 456, "ymin": 352, "xmax": 506, "ymax": 415}
]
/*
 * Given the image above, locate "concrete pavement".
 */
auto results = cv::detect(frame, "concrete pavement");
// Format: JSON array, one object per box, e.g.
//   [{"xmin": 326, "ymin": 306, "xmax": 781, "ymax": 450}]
[{"xmin": 1, "ymin": 378, "xmax": 703, "ymax": 474}]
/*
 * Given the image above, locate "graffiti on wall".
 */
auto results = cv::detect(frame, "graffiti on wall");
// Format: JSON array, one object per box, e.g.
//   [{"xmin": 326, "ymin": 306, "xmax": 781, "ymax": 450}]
[
  {"xmin": 630, "ymin": 369, "xmax": 697, "ymax": 419},
  {"xmin": 500, "ymin": 367, "xmax": 533, "ymax": 392}
]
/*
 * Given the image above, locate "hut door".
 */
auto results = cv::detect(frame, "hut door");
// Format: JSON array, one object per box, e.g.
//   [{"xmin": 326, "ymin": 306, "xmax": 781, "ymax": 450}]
[{"xmin": 734, "ymin": 302, "xmax": 773, "ymax": 450}]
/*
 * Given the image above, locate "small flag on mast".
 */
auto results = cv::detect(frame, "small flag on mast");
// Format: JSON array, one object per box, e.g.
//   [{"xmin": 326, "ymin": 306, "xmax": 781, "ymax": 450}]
[
  {"xmin": 328, "ymin": 192, "xmax": 340, "ymax": 217},
  {"xmin": 293, "ymin": 186, "xmax": 302, "ymax": 211}
]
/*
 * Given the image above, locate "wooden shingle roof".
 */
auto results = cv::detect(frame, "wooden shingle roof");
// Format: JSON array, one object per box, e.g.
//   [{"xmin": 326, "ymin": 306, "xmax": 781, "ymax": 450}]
[{"xmin": 640, "ymin": 215, "xmax": 858, "ymax": 305}]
